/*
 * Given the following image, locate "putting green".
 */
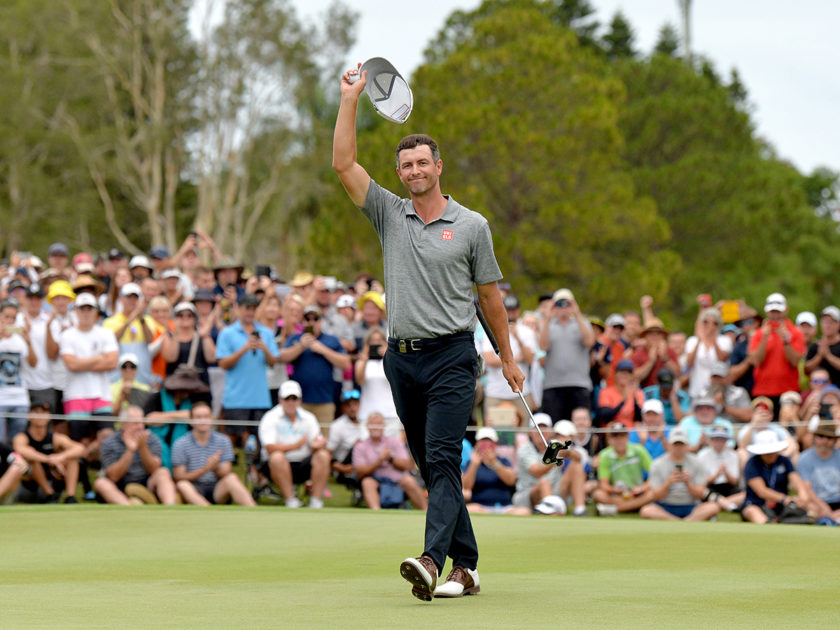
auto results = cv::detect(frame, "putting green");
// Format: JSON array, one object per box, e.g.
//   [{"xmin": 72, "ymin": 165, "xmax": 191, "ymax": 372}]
[{"xmin": 2, "ymin": 506, "xmax": 837, "ymax": 629}]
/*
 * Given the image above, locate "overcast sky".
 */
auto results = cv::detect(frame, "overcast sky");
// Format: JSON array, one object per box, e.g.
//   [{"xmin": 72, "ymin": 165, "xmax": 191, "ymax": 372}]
[{"xmin": 295, "ymin": 0, "xmax": 838, "ymax": 174}]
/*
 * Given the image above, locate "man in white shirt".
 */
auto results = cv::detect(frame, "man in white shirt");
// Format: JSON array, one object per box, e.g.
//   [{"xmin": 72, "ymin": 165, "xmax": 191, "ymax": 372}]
[
  {"xmin": 18, "ymin": 283, "xmax": 54, "ymax": 410},
  {"xmin": 258, "ymin": 380, "xmax": 329, "ymax": 508}
]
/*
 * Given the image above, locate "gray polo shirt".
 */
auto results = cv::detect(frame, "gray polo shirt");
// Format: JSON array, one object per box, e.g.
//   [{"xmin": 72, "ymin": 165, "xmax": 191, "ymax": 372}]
[
  {"xmin": 362, "ymin": 180, "xmax": 502, "ymax": 339},
  {"xmin": 542, "ymin": 318, "xmax": 593, "ymax": 390}
]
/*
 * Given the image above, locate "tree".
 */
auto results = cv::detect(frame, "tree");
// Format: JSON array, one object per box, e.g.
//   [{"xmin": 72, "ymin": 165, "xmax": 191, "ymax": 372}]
[
  {"xmin": 653, "ymin": 23, "xmax": 680, "ymax": 57},
  {"xmin": 602, "ymin": 11, "xmax": 637, "ymax": 59}
]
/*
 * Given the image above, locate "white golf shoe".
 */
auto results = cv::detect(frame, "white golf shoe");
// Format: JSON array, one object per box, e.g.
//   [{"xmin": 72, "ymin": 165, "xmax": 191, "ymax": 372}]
[{"xmin": 433, "ymin": 566, "xmax": 480, "ymax": 597}]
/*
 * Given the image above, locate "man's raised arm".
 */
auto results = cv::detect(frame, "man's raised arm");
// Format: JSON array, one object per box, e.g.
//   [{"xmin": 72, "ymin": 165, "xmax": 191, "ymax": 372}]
[{"xmin": 332, "ymin": 64, "xmax": 372, "ymax": 207}]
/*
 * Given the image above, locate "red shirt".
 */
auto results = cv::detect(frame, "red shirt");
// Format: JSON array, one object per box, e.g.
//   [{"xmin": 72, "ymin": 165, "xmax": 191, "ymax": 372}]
[
  {"xmin": 748, "ymin": 319, "xmax": 805, "ymax": 396},
  {"xmin": 630, "ymin": 347, "xmax": 680, "ymax": 388}
]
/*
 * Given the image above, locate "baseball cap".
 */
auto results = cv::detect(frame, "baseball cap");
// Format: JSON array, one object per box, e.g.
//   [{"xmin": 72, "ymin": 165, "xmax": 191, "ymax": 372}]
[
  {"xmin": 780, "ymin": 391, "xmax": 802, "ymax": 406},
  {"xmin": 794, "ymin": 311, "xmax": 817, "ymax": 326},
  {"xmin": 475, "ymin": 427, "xmax": 499, "ymax": 443},
  {"xmin": 149, "ymin": 246, "xmax": 170, "ymax": 259},
  {"xmin": 128, "ymin": 255, "xmax": 153, "ymax": 270},
  {"xmin": 108, "ymin": 248, "xmax": 124, "ymax": 260},
  {"xmin": 280, "ymin": 380, "xmax": 302, "ymax": 399},
  {"xmin": 763, "ymin": 292, "xmax": 786, "ymax": 313},
  {"xmin": 642, "ymin": 399, "xmax": 664, "ymax": 415},
  {"xmin": 533, "ymin": 412, "xmax": 553, "ymax": 427},
  {"xmin": 722, "ymin": 323, "xmax": 741, "ymax": 335},
  {"xmin": 74, "ymin": 293, "xmax": 98, "ymax": 308},
  {"xmin": 237, "ymin": 293, "xmax": 261, "ymax": 307},
  {"xmin": 160, "ymin": 268, "xmax": 181, "ymax": 280},
  {"xmin": 820, "ymin": 306, "xmax": 840, "ymax": 322},
  {"xmin": 7, "ymin": 280, "xmax": 26, "ymax": 292},
  {"xmin": 708, "ymin": 424, "xmax": 731, "ymax": 440},
  {"xmin": 173, "ymin": 302, "xmax": 197, "ymax": 316},
  {"xmin": 192, "ymin": 289, "xmax": 216, "ymax": 303},
  {"xmin": 502, "ymin": 294, "xmax": 520, "ymax": 310},
  {"xmin": 751, "ymin": 396, "xmax": 774, "ymax": 412},
  {"xmin": 552, "ymin": 420, "xmax": 575, "ymax": 438},
  {"xmin": 336, "ymin": 294, "xmax": 356, "ymax": 309},
  {"xmin": 605, "ymin": 313, "xmax": 625, "ymax": 328},
  {"xmin": 358, "ymin": 56, "xmax": 413, "ymax": 123},
  {"xmin": 120, "ymin": 282, "xmax": 142, "ymax": 297},
  {"xmin": 552, "ymin": 288, "xmax": 574, "ymax": 303},
  {"xmin": 608, "ymin": 421, "xmax": 628, "ymax": 435},
  {"xmin": 48, "ymin": 242, "xmax": 69, "ymax": 257},
  {"xmin": 25, "ymin": 283, "xmax": 45, "ymax": 298},
  {"xmin": 75, "ymin": 262, "xmax": 95, "ymax": 275},
  {"xmin": 303, "ymin": 305, "xmax": 321, "ymax": 317},
  {"xmin": 668, "ymin": 427, "xmax": 689, "ymax": 444},
  {"xmin": 615, "ymin": 359, "xmax": 634, "ymax": 372},
  {"xmin": 710, "ymin": 362, "xmax": 730, "ymax": 378},
  {"xmin": 657, "ymin": 367, "xmax": 675, "ymax": 385},
  {"xmin": 119, "ymin": 352, "xmax": 139, "ymax": 367},
  {"xmin": 693, "ymin": 395, "xmax": 717, "ymax": 409}
]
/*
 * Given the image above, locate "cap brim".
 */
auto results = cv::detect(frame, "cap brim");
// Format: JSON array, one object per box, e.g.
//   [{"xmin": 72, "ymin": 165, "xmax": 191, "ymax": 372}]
[
  {"xmin": 360, "ymin": 57, "xmax": 412, "ymax": 123},
  {"xmin": 747, "ymin": 441, "xmax": 786, "ymax": 455}
]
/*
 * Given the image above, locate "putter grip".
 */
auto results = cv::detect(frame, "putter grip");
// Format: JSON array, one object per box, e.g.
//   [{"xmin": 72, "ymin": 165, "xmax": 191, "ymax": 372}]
[{"xmin": 474, "ymin": 297, "xmax": 500, "ymax": 356}]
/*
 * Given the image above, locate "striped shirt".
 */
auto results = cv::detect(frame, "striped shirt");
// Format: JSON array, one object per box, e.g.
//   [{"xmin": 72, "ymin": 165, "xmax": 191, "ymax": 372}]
[{"xmin": 171, "ymin": 430, "xmax": 234, "ymax": 488}]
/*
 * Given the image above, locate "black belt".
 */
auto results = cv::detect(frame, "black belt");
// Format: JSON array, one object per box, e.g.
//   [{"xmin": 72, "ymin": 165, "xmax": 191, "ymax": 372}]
[{"xmin": 388, "ymin": 331, "xmax": 472, "ymax": 353}]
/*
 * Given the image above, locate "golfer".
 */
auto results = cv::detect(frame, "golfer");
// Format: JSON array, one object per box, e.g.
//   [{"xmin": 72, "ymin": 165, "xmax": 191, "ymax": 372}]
[{"xmin": 333, "ymin": 64, "xmax": 524, "ymax": 601}]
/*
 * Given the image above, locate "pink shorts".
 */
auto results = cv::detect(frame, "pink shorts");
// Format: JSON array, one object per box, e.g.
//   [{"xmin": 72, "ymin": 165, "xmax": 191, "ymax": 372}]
[{"xmin": 63, "ymin": 398, "xmax": 113, "ymax": 416}]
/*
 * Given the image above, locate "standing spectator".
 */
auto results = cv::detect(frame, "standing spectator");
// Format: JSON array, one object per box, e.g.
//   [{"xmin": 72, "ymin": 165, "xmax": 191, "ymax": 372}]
[
  {"xmin": 335, "ymin": 294, "xmax": 356, "ymax": 327},
  {"xmin": 685, "ymin": 307, "xmax": 732, "ymax": 398},
  {"xmin": 601, "ymin": 314, "xmax": 629, "ymax": 386},
  {"xmin": 59, "ymin": 293, "xmax": 119, "ymax": 471},
  {"xmin": 596, "ymin": 359, "xmax": 644, "ymax": 429},
  {"xmin": 216, "ymin": 292, "xmax": 278, "ymax": 454},
  {"xmin": 18, "ymin": 283, "xmax": 53, "ymax": 412},
  {"xmin": 629, "ymin": 399, "xmax": 670, "ymax": 460},
  {"xmin": 479, "ymin": 294, "xmax": 537, "ymax": 425},
  {"xmin": 797, "ymin": 421, "xmax": 840, "ymax": 524},
  {"xmin": 45, "ymin": 281, "xmax": 76, "ymax": 421},
  {"xmin": 94, "ymin": 405, "xmax": 177, "ymax": 505},
  {"xmin": 0, "ymin": 298, "xmax": 35, "ymax": 443},
  {"xmin": 631, "ymin": 318, "xmax": 680, "ymax": 388},
  {"xmin": 804, "ymin": 305, "xmax": 840, "ymax": 385},
  {"xmin": 353, "ymin": 412, "xmax": 427, "ymax": 510},
  {"xmin": 697, "ymin": 424, "xmax": 744, "ymax": 512},
  {"xmin": 171, "ymin": 401, "xmax": 256, "ymax": 506},
  {"xmin": 622, "ymin": 311, "xmax": 643, "ymax": 353},
  {"xmin": 355, "ymin": 328, "xmax": 401, "ymax": 436},
  {"xmin": 461, "ymin": 427, "xmax": 528, "ymax": 515},
  {"xmin": 128, "ymin": 255, "xmax": 154, "ymax": 282},
  {"xmin": 748, "ymin": 293, "xmax": 805, "ymax": 411},
  {"xmin": 667, "ymin": 330, "xmax": 688, "ymax": 376},
  {"xmin": 642, "ymin": 367, "xmax": 690, "ymax": 426},
  {"xmin": 352, "ymin": 291, "xmax": 387, "ymax": 351},
  {"xmin": 592, "ymin": 421, "xmax": 653, "ymax": 515},
  {"xmin": 728, "ymin": 313, "xmax": 761, "ymax": 394},
  {"xmin": 102, "ymin": 282, "xmax": 157, "ymax": 386},
  {"xmin": 100, "ymin": 266, "xmax": 133, "ymax": 317},
  {"xmin": 795, "ymin": 312, "xmax": 819, "ymax": 345},
  {"xmin": 539, "ymin": 288, "xmax": 595, "ymax": 423},
  {"xmin": 740, "ymin": 429, "xmax": 817, "ymax": 524},
  {"xmin": 640, "ymin": 428, "xmax": 721, "ymax": 521},
  {"xmin": 258, "ymin": 380, "xmax": 329, "ymax": 508},
  {"xmin": 46, "ymin": 243, "xmax": 70, "ymax": 280},
  {"xmin": 110, "ymin": 353, "xmax": 151, "ymax": 415},
  {"xmin": 279, "ymin": 305, "xmax": 350, "ymax": 426},
  {"xmin": 161, "ymin": 301, "xmax": 216, "ymax": 390}
]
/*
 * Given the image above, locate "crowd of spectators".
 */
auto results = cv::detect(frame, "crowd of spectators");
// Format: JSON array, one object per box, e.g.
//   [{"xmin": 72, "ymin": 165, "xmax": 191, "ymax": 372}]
[{"xmin": 0, "ymin": 235, "xmax": 838, "ymax": 525}]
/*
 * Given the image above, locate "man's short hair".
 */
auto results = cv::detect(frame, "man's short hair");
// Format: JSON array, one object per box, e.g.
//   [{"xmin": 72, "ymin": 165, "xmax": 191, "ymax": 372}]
[
  {"xmin": 395, "ymin": 134, "xmax": 440, "ymax": 167},
  {"xmin": 190, "ymin": 400, "xmax": 212, "ymax": 417}
]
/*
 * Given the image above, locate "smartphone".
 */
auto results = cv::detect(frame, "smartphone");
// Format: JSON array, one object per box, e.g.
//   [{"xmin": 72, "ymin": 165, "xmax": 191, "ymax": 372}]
[
  {"xmin": 251, "ymin": 331, "xmax": 260, "ymax": 340},
  {"xmin": 675, "ymin": 464, "xmax": 683, "ymax": 472},
  {"xmin": 188, "ymin": 231, "xmax": 197, "ymax": 239},
  {"xmin": 820, "ymin": 403, "xmax": 833, "ymax": 419},
  {"xmin": 255, "ymin": 265, "xmax": 271, "ymax": 278},
  {"xmin": 304, "ymin": 325, "xmax": 314, "ymax": 335},
  {"xmin": 368, "ymin": 343, "xmax": 382, "ymax": 360},
  {"xmin": 4, "ymin": 326, "xmax": 24, "ymax": 335}
]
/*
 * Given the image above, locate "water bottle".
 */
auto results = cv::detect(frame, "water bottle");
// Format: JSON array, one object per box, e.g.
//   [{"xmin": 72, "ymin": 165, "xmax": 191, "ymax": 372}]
[
  {"xmin": 245, "ymin": 434, "xmax": 258, "ymax": 465},
  {"xmin": 615, "ymin": 480, "xmax": 630, "ymax": 499}
]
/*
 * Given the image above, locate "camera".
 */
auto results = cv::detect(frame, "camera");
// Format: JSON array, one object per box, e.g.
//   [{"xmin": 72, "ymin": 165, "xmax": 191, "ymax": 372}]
[
  {"xmin": 304, "ymin": 325, "xmax": 314, "ymax": 335},
  {"xmin": 555, "ymin": 299, "xmax": 571, "ymax": 308},
  {"xmin": 255, "ymin": 264, "xmax": 271, "ymax": 278},
  {"xmin": 819, "ymin": 403, "xmax": 833, "ymax": 419},
  {"xmin": 368, "ymin": 344, "xmax": 382, "ymax": 360}
]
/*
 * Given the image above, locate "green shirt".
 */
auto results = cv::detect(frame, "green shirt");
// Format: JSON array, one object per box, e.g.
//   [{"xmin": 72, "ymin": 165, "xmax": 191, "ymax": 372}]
[{"xmin": 597, "ymin": 443, "xmax": 652, "ymax": 487}]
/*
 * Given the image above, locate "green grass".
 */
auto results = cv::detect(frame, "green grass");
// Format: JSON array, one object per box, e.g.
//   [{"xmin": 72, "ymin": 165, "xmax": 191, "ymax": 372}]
[{"xmin": 2, "ymin": 506, "xmax": 839, "ymax": 629}]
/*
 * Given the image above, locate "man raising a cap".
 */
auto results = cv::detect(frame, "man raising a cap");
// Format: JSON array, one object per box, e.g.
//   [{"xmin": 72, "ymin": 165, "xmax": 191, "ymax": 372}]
[
  {"xmin": 741, "ymin": 429, "xmax": 816, "ymax": 524},
  {"xmin": 804, "ymin": 305, "xmax": 840, "ymax": 386},
  {"xmin": 748, "ymin": 293, "xmax": 805, "ymax": 415}
]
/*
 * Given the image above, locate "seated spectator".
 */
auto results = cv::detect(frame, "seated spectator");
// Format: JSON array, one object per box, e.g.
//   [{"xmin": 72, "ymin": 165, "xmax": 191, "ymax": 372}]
[
  {"xmin": 512, "ymin": 413, "xmax": 562, "ymax": 511},
  {"xmin": 629, "ymin": 399, "xmax": 670, "ymax": 459},
  {"xmin": 678, "ymin": 394, "xmax": 735, "ymax": 454},
  {"xmin": 740, "ymin": 429, "xmax": 817, "ymax": 524},
  {"xmin": 796, "ymin": 421, "xmax": 840, "ymax": 525},
  {"xmin": 737, "ymin": 397, "xmax": 799, "ymax": 468},
  {"xmin": 642, "ymin": 367, "xmax": 690, "ymax": 426},
  {"xmin": 12, "ymin": 402, "xmax": 85, "ymax": 503},
  {"xmin": 0, "ymin": 297, "xmax": 36, "ymax": 444},
  {"xmin": 355, "ymin": 328, "xmax": 402, "ymax": 437},
  {"xmin": 571, "ymin": 406, "xmax": 601, "ymax": 462},
  {"xmin": 777, "ymin": 391, "xmax": 802, "ymax": 441},
  {"xmin": 640, "ymin": 428, "xmax": 720, "ymax": 521},
  {"xmin": 705, "ymin": 361, "xmax": 751, "ymax": 423},
  {"xmin": 171, "ymin": 401, "xmax": 256, "ymax": 506},
  {"xmin": 110, "ymin": 353, "xmax": 151, "ymax": 415},
  {"xmin": 596, "ymin": 359, "xmax": 643, "ymax": 429},
  {"xmin": 352, "ymin": 412, "xmax": 427, "ymax": 510},
  {"xmin": 697, "ymin": 424, "xmax": 744, "ymax": 512},
  {"xmin": 551, "ymin": 420, "xmax": 589, "ymax": 516},
  {"xmin": 801, "ymin": 385, "xmax": 840, "ymax": 452},
  {"xmin": 258, "ymin": 380, "xmax": 329, "ymax": 508},
  {"xmin": 461, "ymin": 427, "xmax": 527, "ymax": 514},
  {"xmin": 592, "ymin": 421, "xmax": 653, "ymax": 515},
  {"xmin": 0, "ymin": 444, "xmax": 27, "ymax": 504},
  {"xmin": 94, "ymin": 405, "xmax": 177, "ymax": 505},
  {"xmin": 326, "ymin": 389, "xmax": 366, "ymax": 499}
]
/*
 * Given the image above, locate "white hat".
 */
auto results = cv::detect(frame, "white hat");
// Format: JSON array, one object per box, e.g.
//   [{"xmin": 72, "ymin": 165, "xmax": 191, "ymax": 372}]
[
  {"xmin": 605, "ymin": 313, "xmax": 625, "ymax": 328},
  {"xmin": 128, "ymin": 255, "xmax": 153, "ymax": 270},
  {"xmin": 552, "ymin": 420, "xmax": 576, "ymax": 437},
  {"xmin": 119, "ymin": 352, "xmax": 139, "ymax": 367},
  {"xmin": 120, "ymin": 282, "xmax": 142, "ymax": 297},
  {"xmin": 75, "ymin": 262, "xmax": 95, "ymax": 275},
  {"xmin": 475, "ymin": 427, "xmax": 499, "ymax": 443},
  {"xmin": 173, "ymin": 302, "xmax": 197, "ymax": 316},
  {"xmin": 533, "ymin": 412, "xmax": 553, "ymax": 427},
  {"xmin": 74, "ymin": 293, "xmax": 98, "ymax": 308},
  {"xmin": 668, "ymin": 427, "xmax": 689, "ymax": 444},
  {"xmin": 160, "ymin": 268, "xmax": 181, "ymax": 280},
  {"xmin": 534, "ymin": 495, "xmax": 567, "ymax": 515},
  {"xmin": 642, "ymin": 399, "xmax": 664, "ymax": 415},
  {"xmin": 820, "ymin": 306, "xmax": 840, "ymax": 322},
  {"xmin": 279, "ymin": 380, "xmax": 302, "ymax": 399},
  {"xmin": 746, "ymin": 429, "xmax": 787, "ymax": 455},
  {"xmin": 552, "ymin": 288, "xmax": 574, "ymax": 303},
  {"xmin": 796, "ymin": 311, "xmax": 817, "ymax": 326},
  {"xmin": 336, "ymin": 294, "xmax": 356, "ymax": 309},
  {"xmin": 763, "ymin": 292, "xmax": 787, "ymax": 313}
]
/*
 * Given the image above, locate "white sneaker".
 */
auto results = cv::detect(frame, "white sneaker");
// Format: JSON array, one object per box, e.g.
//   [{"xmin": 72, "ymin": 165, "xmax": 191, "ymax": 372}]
[
  {"xmin": 285, "ymin": 496, "xmax": 303, "ymax": 508},
  {"xmin": 433, "ymin": 566, "xmax": 480, "ymax": 597},
  {"xmin": 309, "ymin": 497, "xmax": 324, "ymax": 509},
  {"xmin": 596, "ymin": 502, "xmax": 618, "ymax": 516}
]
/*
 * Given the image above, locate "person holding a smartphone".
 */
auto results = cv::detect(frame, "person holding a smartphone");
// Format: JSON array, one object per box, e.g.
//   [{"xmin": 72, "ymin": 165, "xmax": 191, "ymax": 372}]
[
  {"xmin": 0, "ymin": 298, "xmax": 37, "ymax": 443},
  {"xmin": 355, "ymin": 328, "xmax": 400, "ymax": 437}
]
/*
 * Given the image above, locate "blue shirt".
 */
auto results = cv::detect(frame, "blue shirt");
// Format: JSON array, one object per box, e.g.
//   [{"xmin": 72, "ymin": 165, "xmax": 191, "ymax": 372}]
[
  {"xmin": 744, "ymin": 454, "xmax": 795, "ymax": 506},
  {"xmin": 629, "ymin": 429, "xmax": 670, "ymax": 459},
  {"xmin": 797, "ymin": 448, "xmax": 840, "ymax": 503},
  {"xmin": 216, "ymin": 320, "xmax": 278, "ymax": 409},
  {"xmin": 679, "ymin": 415, "xmax": 736, "ymax": 449},
  {"xmin": 470, "ymin": 456, "xmax": 515, "ymax": 507},
  {"xmin": 643, "ymin": 385, "xmax": 691, "ymax": 426},
  {"xmin": 284, "ymin": 332, "xmax": 346, "ymax": 404}
]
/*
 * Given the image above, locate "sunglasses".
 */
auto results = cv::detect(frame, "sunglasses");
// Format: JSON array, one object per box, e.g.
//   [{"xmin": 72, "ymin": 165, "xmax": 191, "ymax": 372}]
[
  {"xmin": 175, "ymin": 311, "xmax": 195, "ymax": 318},
  {"xmin": 121, "ymin": 363, "xmax": 137, "ymax": 369},
  {"xmin": 342, "ymin": 390, "xmax": 361, "ymax": 401},
  {"xmin": 304, "ymin": 314, "xmax": 321, "ymax": 322},
  {"xmin": 283, "ymin": 395, "xmax": 299, "ymax": 401},
  {"xmin": 812, "ymin": 378, "xmax": 829, "ymax": 384}
]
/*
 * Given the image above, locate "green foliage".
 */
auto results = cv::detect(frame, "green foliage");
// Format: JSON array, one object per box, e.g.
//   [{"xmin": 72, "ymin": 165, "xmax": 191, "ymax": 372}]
[
  {"xmin": 601, "ymin": 11, "xmax": 637, "ymax": 59},
  {"xmin": 653, "ymin": 23, "xmax": 680, "ymax": 58}
]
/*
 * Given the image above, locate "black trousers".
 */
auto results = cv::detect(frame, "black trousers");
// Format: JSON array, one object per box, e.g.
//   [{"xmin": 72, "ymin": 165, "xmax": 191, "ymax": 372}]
[
  {"xmin": 384, "ymin": 335, "xmax": 479, "ymax": 573},
  {"xmin": 541, "ymin": 386, "xmax": 591, "ymax": 424}
]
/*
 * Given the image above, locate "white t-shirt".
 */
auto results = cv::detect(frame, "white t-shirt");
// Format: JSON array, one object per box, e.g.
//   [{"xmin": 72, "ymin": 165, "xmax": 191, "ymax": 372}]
[
  {"xmin": 478, "ymin": 324, "xmax": 536, "ymax": 399},
  {"xmin": 59, "ymin": 325, "xmax": 119, "ymax": 401},
  {"xmin": 49, "ymin": 311, "xmax": 77, "ymax": 391},
  {"xmin": 358, "ymin": 358, "xmax": 400, "ymax": 434},
  {"xmin": 685, "ymin": 335, "xmax": 733, "ymax": 398},
  {"xmin": 258, "ymin": 405, "xmax": 322, "ymax": 462},
  {"xmin": 0, "ymin": 334, "xmax": 30, "ymax": 407},
  {"xmin": 17, "ymin": 311, "xmax": 52, "ymax": 390},
  {"xmin": 697, "ymin": 446, "xmax": 741, "ymax": 485},
  {"xmin": 326, "ymin": 414, "xmax": 368, "ymax": 463}
]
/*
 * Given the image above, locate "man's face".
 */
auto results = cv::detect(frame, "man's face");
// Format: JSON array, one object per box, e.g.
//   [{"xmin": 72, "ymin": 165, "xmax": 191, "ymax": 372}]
[
  {"xmin": 668, "ymin": 332, "xmax": 687, "ymax": 355},
  {"xmin": 0, "ymin": 306, "xmax": 17, "ymax": 331},
  {"xmin": 343, "ymin": 399, "xmax": 359, "ymax": 421},
  {"xmin": 694, "ymin": 404, "xmax": 716, "ymax": 425},
  {"xmin": 821, "ymin": 315, "xmax": 839, "ymax": 337},
  {"xmin": 571, "ymin": 408, "xmax": 591, "ymax": 431},
  {"xmin": 191, "ymin": 404, "xmax": 214, "ymax": 433},
  {"xmin": 48, "ymin": 253, "xmax": 68, "ymax": 269},
  {"xmin": 140, "ymin": 278, "xmax": 160, "ymax": 302},
  {"xmin": 643, "ymin": 411, "xmax": 663, "ymax": 429},
  {"xmin": 25, "ymin": 295, "xmax": 43, "ymax": 316},
  {"xmin": 238, "ymin": 304, "xmax": 257, "ymax": 325},
  {"xmin": 670, "ymin": 441, "xmax": 687, "ymax": 461},
  {"xmin": 798, "ymin": 322, "xmax": 816, "ymax": 342},
  {"xmin": 810, "ymin": 371, "xmax": 830, "ymax": 391},
  {"xmin": 281, "ymin": 394, "xmax": 299, "ymax": 417},
  {"xmin": 367, "ymin": 415, "xmax": 385, "ymax": 439},
  {"xmin": 760, "ymin": 452, "xmax": 780, "ymax": 465},
  {"xmin": 75, "ymin": 304, "xmax": 98, "ymax": 328},
  {"xmin": 624, "ymin": 313, "xmax": 641, "ymax": 338},
  {"xmin": 645, "ymin": 331, "xmax": 665, "ymax": 349},
  {"xmin": 315, "ymin": 286, "xmax": 332, "ymax": 308},
  {"xmin": 28, "ymin": 406, "xmax": 50, "ymax": 428},
  {"xmin": 710, "ymin": 436, "xmax": 727, "ymax": 452},
  {"xmin": 751, "ymin": 406, "xmax": 772, "ymax": 426},
  {"xmin": 51, "ymin": 295, "xmax": 70, "ymax": 314},
  {"xmin": 196, "ymin": 271, "xmax": 215, "ymax": 290},
  {"xmin": 766, "ymin": 308, "xmax": 785, "ymax": 322},
  {"xmin": 606, "ymin": 323, "xmax": 624, "ymax": 342},
  {"xmin": 396, "ymin": 145, "xmax": 441, "ymax": 197},
  {"xmin": 361, "ymin": 301, "xmax": 383, "ymax": 325},
  {"xmin": 610, "ymin": 432, "xmax": 628, "ymax": 455},
  {"xmin": 131, "ymin": 266, "xmax": 151, "ymax": 280},
  {"xmin": 121, "ymin": 293, "xmax": 140, "ymax": 311},
  {"xmin": 303, "ymin": 310, "xmax": 322, "ymax": 334},
  {"xmin": 814, "ymin": 433, "xmax": 837, "ymax": 456}
]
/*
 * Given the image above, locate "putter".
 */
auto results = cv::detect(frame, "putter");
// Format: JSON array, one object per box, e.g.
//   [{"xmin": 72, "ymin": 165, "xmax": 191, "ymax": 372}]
[{"xmin": 474, "ymin": 298, "xmax": 569, "ymax": 466}]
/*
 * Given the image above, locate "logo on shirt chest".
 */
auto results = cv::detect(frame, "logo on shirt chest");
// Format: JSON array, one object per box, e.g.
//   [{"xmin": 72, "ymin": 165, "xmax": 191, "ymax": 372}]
[{"xmin": 441, "ymin": 229, "xmax": 453, "ymax": 241}]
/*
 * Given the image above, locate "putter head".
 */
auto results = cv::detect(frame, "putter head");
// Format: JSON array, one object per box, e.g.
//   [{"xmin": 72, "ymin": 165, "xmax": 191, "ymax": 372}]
[{"xmin": 542, "ymin": 440, "xmax": 573, "ymax": 466}]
